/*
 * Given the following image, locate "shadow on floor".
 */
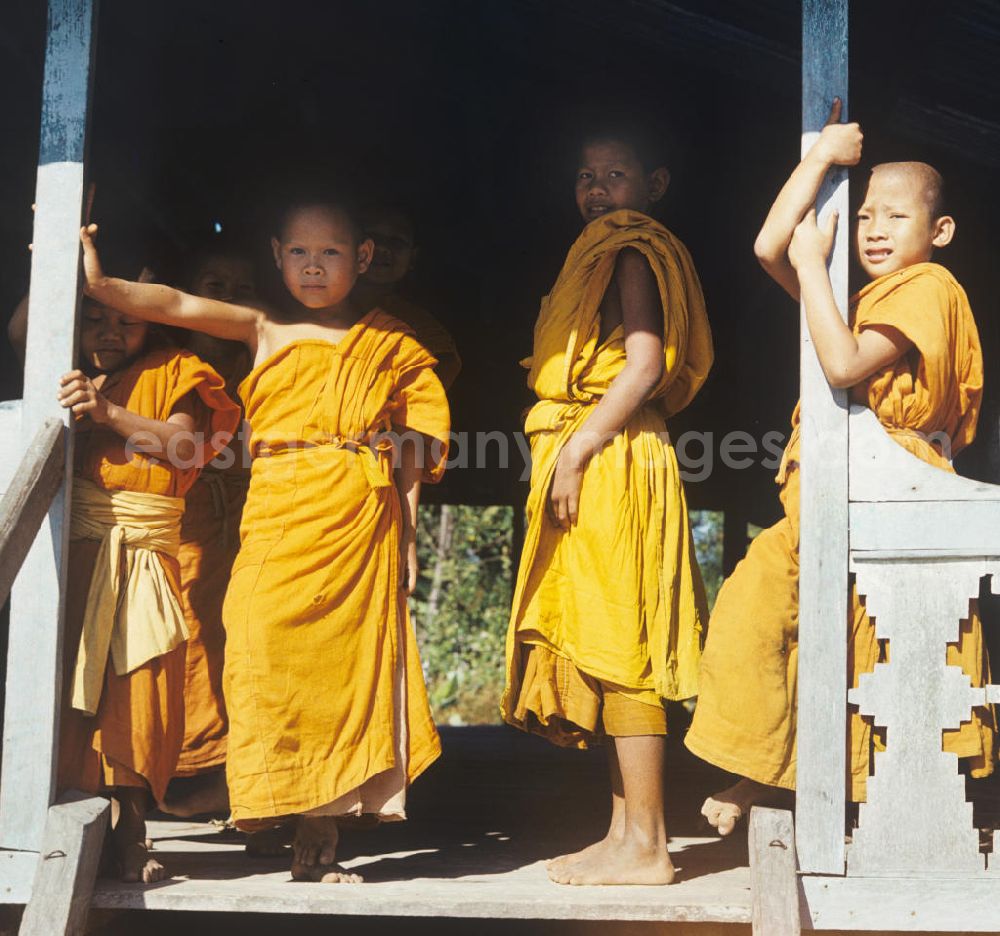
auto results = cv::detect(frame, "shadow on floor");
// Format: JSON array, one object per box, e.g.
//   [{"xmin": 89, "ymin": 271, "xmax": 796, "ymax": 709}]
[{"xmin": 143, "ymin": 725, "xmax": 745, "ymax": 884}]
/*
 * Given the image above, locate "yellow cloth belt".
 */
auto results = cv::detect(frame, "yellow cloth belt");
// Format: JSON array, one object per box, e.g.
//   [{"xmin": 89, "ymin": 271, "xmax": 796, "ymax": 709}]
[
  {"xmin": 255, "ymin": 435, "xmax": 393, "ymax": 490},
  {"xmin": 69, "ymin": 479, "xmax": 188, "ymax": 716}
]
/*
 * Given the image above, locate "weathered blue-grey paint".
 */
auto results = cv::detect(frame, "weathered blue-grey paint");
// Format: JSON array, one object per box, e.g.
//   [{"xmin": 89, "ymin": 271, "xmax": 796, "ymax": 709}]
[
  {"xmin": 802, "ymin": 0, "xmax": 848, "ymax": 134},
  {"xmin": 38, "ymin": 0, "xmax": 96, "ymax": 165},
  {"xmin": 795, "ymin": 0, "xmax": 850, "ymax": 876},
  {"xmin": 0, "ymin": 0, "xmax": 97, "ymax": 853}
]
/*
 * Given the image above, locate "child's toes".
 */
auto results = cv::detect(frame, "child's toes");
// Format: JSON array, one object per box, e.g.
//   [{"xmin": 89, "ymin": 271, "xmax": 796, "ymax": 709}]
[{"xmin": 318, "ymin": 844, "xmax": 337, "ymax": 866}]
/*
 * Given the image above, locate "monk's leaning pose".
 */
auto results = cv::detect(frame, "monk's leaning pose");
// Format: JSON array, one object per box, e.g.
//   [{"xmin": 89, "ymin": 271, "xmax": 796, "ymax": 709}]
[
  {"xmin": 352, "ymin": 205, "xmax": 462, "ymax": 389},
  {"xmin": 55, "ymin": 291, "xmax": 238, "ymax": 882},
  {"xmin": 80, "ymin": 197, "xmax": 450, "ymax": 883},
  {"xmin": 501, "ymin": 127, "xmax": 714, "ymax": 885},
  {"xmin": 686, "ymin": 101, "xmax": 994, "ymax": 833},
  {"xmin": 164, "ymin": 241, "xmax": 258, "ymax": 819}
]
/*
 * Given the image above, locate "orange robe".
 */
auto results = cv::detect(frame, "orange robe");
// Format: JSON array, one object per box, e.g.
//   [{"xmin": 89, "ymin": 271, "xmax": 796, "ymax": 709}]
[
  {"xmin": 501, "ymin": 209, "xmax": 714, "ymax": 745},
  {"xmin": 378, "ymin": 294, "xmax": 461, "ymax": 389},
  {"xmin": 223, "ymin": 309, "xmax": 449, "ymax": 823},
  {"xmin": 685, "ymin": 262, "xmax": 994, "ymax": 800},
  {"xmin": 174, "ymin": 347, "xmax": 252, "ymax": 776},
  {"xmin": 58, "ymin": 347, "xmax": 240, "ymax": 801}
]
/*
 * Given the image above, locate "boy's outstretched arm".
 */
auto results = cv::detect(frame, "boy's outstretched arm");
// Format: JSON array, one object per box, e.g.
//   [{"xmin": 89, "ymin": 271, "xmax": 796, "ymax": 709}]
[
  {"xmin": 789, "ymin": 210, "xmax": 910, "ymax": 389},
  {"xmin": 754, "ymin": 99, "xmax": 862, "ymax": 302},
  {"xmin": 81, "ymin": 225, "xmax": 261, "ymax": 347},
  {"xmin": 548, "ymin": 247, "xmax": 665, "ymax": 528}
]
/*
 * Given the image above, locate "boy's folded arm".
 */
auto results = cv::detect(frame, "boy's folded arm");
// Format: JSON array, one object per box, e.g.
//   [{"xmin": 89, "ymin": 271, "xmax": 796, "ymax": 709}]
[
  {"xmin": 844, "ymin": 326, "xmax": 913, "ymax": 387},
  {"xmin": 818, "ymin": 328, "xmax": 912, "ymax": 390},
  {"xmin": 797, "ymin": 259, "xmax": 911, "ymax": 389},
  {"xmin": 754, "ymin": 146, "xmax": 834, "ymax": 303},
  {"xmin": 104, "ymin": 406, "xmax": 198, "ymax": 461},
  {"xmin": 755, "ymin": 102, "xmax": 862, "ymax": 304}
]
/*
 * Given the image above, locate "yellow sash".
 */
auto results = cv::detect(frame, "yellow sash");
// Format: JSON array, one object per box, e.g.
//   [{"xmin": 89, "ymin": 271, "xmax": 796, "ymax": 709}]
[
  {"xmin": 255, "ymin": 436, "xmax": 393, "ymax": 490},
  {"xmin": 69, "ymin": 479, "xmax": 188, "ymax": 716}
]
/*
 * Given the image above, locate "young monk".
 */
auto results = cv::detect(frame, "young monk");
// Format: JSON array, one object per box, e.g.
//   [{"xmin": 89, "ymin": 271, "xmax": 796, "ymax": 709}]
[
  {"xmin": 352, "ymin": 205, "xmax": 462, "ymax": 389},
  {"xmin": 55, "ymin": 284, "xmax": 239, "ymax": 882},
  {"xmin": 163, "ymin": 240, "xmax": 258, "ymax": 818},
  {"xmin": 686, "ymin": 101, "xmax": 994, "ymax": 833},
  {"xmin": 500, "ymin": 127, "xmax": 714, "ymax": 885},
  {"xmin": 80, "ymin": 197, "xmax": 450, "ymax": 883}
]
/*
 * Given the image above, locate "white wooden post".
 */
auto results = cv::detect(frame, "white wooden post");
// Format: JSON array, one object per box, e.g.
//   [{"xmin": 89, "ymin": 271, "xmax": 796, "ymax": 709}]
[
  {"xmin": 750, "ymin": 807, "xmax": 802, "ymax": 935},
  {"xmin": 0, "ymin": 0, "xmax": 97, "ymax": 852},
  {"xmin": 795, "ymin": 0, "xmax": 850, "ymax": 875},
  {"xmin": 19, "ymin": 793, "xmax": 109, "ymax": 936}
]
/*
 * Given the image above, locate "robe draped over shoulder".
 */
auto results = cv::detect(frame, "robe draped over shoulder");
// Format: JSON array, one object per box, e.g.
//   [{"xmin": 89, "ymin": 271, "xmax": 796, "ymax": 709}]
[
  {"xmin": 501, "ymin": 209, "xmax": 714, "ymax": 745},
  {"xmin": 778, "ymin": 261, "xmax": 983, "ymax": 479},
  {"xmin": 379, "ymin": 293, "xmax": 461, "ymax": 387},
  {"xmin": 686, "ymin": 262, "xmax": 993, "ymax": 799},
  {"xmin": 223, "ymin": 309, "xmax": 449, "ymax": 822},
  {"xmin": 58, "ymin": 347, "xmax": 239, "ymax": 801}
]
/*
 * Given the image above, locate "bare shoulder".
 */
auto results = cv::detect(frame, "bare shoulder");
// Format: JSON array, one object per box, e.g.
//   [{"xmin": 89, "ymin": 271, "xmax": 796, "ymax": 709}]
[
  {"xmin": 255, "ymin": 306, "xmax": 290, "ymax": 337},
  {"xmin": 612, "ymin": 246, "xmax": 663, "ymax": 333},
  {"xmin": 254, "ymin": 309, "xmax": 303, "ymax": 358},
  {"xmin": 612, "ymin": 246, "xmax": 656, "ymax": 285}
]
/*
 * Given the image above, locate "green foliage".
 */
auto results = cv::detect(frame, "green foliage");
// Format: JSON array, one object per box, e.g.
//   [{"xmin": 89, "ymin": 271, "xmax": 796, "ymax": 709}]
[
  {"xmin": 411, "ymin": 505, "xmax": 514, "ymax": 725},
  {"xmin": 411, "ymin": 505, "xmax": 726, "ymax": 724},
  {"xmin": 691, "ymin": 509, "xmax": 724, "ymax": 609}
]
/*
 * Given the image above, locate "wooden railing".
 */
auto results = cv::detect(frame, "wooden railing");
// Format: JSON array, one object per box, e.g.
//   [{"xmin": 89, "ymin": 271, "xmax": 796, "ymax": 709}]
[{"xmin": 0, "ymin": 419, "xmax": 65, "ymax": 606}]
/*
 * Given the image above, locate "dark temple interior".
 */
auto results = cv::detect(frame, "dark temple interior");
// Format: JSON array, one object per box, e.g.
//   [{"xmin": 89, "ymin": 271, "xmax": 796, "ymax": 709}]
[{"xmin": 2, "ymin": 0, "xmax": 998, "ymax": 528}]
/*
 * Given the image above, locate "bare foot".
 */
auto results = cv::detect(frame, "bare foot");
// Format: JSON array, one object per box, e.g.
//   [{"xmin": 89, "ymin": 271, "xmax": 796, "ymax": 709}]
[
  {"xmin": 546, "ymin": 824, "xmax": 624, "ymax": 877},
  {"xmin": 546, "ymin": 831, "xmax": 674, "ymax": 885},
  {"xmin": 297, "ymin": 866, "xmax": 365, "ymax": 883},
  {"xmin": 545, "ymin": 833, "xmax": 621, "ymax": 883},
  {"xmin": 701, "ymin": 778, "xmax": 785, "ymax": 836},
  {"xmin": 548, "ymin": 746, "xmax": 628, "ymax": 877},
  {"xmin": 113, "ymin": 788, "xmax": 167, "ymax": 884},
  {"xmin": 246, "ymin": 821, "xmax": 294, "ymax": 857},
  {"xmin": 117, "ymin": 842, "xmax": 167, "ymax": 884},
  {"xmin": 291, "ymin": 816, "xmax": 363, "ymax": 884}
]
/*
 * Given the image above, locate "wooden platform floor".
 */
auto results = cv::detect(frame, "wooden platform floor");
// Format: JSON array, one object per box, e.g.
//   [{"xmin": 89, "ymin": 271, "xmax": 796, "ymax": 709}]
[{"xmin": 89, "ymin": 725, "xmax": 753, "ymax": 931}]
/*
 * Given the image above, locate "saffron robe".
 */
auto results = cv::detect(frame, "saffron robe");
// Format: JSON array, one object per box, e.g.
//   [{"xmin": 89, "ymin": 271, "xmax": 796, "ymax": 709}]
[
  {"xmin": 222, "ymin": 309, "xmax": 449, "ymax": 823},
  {"xmin": 501, "ymin": 209, "xmax": 714, "ymax": 745},
  {"xmin": 379, "ymin": 293, "xmax": 462, "ymax": 389},
  {"xmin": 685, "ymin": 262, "xmax": 994, "ymax": 800},
  {"xmin": 175, "ymin": 347, "xmax": 252, "ymax": 776},
  {"xmin": 58, "ymin": 347, "xmax": 240, "ymax": 801}
]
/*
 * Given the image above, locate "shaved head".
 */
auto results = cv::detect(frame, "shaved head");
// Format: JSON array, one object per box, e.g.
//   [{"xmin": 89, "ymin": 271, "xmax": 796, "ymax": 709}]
[
  {"xmin": 870, "ymin": 162, "xmax": 945, "ymax": 218},
  {"xmin": 275, "ymin": 200, "xmax": 364, "ymax": 246},
  {"xmin": 857, "ymin": 161, "xmax": 955, "ymax": 278}
]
